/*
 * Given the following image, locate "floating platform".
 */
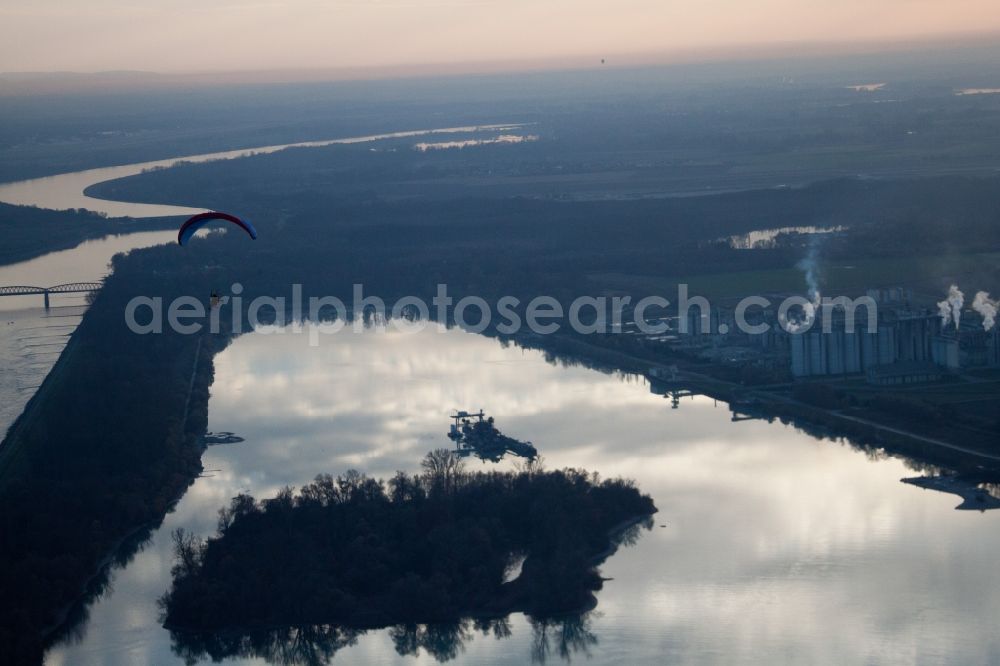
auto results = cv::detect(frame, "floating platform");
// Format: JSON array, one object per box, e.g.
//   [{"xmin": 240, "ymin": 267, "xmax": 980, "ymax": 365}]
[{"xmin": 448, "ymin": 411, "xmax": 537, "ymax": 463}]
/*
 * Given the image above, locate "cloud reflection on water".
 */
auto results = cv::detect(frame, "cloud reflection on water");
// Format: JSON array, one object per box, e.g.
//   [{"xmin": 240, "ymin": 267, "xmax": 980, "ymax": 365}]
[{"xmin": 47, "ymin": 324, "xmax": 1000, "ymax": 665}]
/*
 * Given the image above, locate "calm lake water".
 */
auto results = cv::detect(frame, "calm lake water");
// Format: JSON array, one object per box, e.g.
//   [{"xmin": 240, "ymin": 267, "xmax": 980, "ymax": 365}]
[{"xmin": 44, "ymin": 324, "xmax": 1000, "ymax": 665}]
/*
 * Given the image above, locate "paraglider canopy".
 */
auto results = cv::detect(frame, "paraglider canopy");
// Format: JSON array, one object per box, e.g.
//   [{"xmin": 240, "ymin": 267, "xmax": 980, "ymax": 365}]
[{"xmin": 177, "ymin": 211, "xmax": 258, "ymax": 246}]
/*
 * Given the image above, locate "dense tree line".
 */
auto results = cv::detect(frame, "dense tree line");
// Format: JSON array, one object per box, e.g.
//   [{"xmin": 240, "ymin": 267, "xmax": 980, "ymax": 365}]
[
  {"xmin": 87, "ymin": 156, "xmax": 1000, "ymax": 299},
  {"xmin": 0, "ymin": 256, "xmax": 226, "ymax": 664},
  {"xmin": 161, "ymin": 451, "xmax": 655, "ymax": 635}
]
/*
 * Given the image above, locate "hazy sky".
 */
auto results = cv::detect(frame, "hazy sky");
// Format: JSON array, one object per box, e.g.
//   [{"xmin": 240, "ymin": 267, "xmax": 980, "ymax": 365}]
[{"xmin": 2, "ymin": 0, "xmax": 1000, "ymax": 73}]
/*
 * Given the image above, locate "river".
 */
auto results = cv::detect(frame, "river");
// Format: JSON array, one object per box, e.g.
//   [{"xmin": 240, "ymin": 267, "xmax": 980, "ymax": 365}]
[
  {"xmin": 0, "ymin": 124, "xmax": 523, "ymax": 218},
  {"xmin": 0, "ymin": 231, "xmax": 179, "ymax": 436},
  {"xmin": 0, "ymin": 124, "xmax": 523, "ymax": 438},
  {"xmin": 40, "ymin": 324, "xmax": 1000, "ymax": 665}
]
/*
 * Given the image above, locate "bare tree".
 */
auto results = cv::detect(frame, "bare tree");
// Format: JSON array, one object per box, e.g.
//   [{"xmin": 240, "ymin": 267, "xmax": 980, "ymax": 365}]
[
  {"xmin": 514, "ymin": 454, "xmax": 546, "ymax": 477},
  {"xmin": 421, "ymin": 449, "xmax": 466, "ymax": 494}
]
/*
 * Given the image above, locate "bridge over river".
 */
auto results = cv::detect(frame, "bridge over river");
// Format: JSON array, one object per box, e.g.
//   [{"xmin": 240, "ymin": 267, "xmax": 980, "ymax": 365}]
[{"xmin": 0, "ymin": 282, "xmax": 102, "ymax": 309}]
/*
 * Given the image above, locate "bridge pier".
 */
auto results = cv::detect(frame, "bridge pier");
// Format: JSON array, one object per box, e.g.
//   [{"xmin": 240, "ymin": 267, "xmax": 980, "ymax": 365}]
[{"xmin": 43, "ymin": 290, "xmax": 50, "ymax": 310}]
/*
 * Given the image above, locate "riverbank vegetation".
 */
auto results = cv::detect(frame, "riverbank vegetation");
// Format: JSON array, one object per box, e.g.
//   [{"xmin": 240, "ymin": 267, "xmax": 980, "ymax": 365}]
[
  {"xmin": 0, "ymin": 261, "xmax": 220, "ymax": 663},
  {"xmin": 161, "ymin": 452, "xmax": 655, "ymax": 633},
  {"xmin": 0, "ymin": 202, "xmax": 174, "ymax": 266}
]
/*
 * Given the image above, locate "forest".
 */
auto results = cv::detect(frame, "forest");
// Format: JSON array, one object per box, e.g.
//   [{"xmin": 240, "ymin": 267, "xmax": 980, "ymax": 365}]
[
  {"xmin": 161, "ymin": 452, "xmax": 656, "ymax": 633},
  {"xmin": 83, "ymin": 137, "xmax": 1000, "ymax": 301}
]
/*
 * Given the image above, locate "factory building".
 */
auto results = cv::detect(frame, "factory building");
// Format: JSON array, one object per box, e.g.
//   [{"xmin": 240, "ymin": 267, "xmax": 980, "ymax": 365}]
[
  {"xmin": 683, "ymin": 307, "xmax": 721, "ymax": 336},
  {"xmin": 791, "ymin": 330, "xmax": 864, "ymax": 377},
  {"xmin": 790, "ymin": 305, "xmax": 999, "ymax": 378},
  {"xmin": 931, "ymin": 336, "xmax": 960, "ymax": 369},
  {"xmin": 789, "ymin": 309, "xmax": 937, "ymax": 378},
  {"xmin": 668, "ymin": 288, "xmax": 998, "ymax": 378},
  {"xmin": 861, "ymin": 325, "xmax": 897, "ymax": 368},
  {"xmin": 866, "ymin": 361, "xmax": 943, "ymax": 386},
  {"xmin": 958, "ymin": 327, "xmax": 1000, "ymax": 368}
]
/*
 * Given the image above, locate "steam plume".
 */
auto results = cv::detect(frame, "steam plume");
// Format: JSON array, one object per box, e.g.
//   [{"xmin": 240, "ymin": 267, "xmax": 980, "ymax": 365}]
[
  {"xmin": 972, "ymin": 291, "xmax": 997, "ymax": 331},
  {"xmin": 936, "ymin": 285, "xmax": 964, "ymax": 329},
  {"xmin": 796, "ymin": 237, "xmax": 822, "ymax": 306},
  {"xmin": 780, "ymin": 236, "xmax": 824, "ymax": 333}
]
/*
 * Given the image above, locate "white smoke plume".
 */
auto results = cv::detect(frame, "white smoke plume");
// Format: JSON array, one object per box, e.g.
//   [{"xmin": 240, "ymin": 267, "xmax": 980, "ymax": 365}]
[
  {"xmin": 796, "ymin": 237, "xmax": 822, "ymax": 306},
  {"xmin": 936, "ymin": 285, "xmax": 964, "ymax": 329},
  {"xmin": 972, "ymin": 291, "xmax": 997, "ymax": 331},
  {"xmin": 782, "ymin": 236, "xmax": 823, "ymax": 333},
  {"xmin": 937, "ymin": 299, "xmax": 952, "ymax": 326}
]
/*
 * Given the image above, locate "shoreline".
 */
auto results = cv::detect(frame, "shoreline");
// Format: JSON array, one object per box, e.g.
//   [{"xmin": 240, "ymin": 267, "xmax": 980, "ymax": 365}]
[
  {"xmin": 35, "ymin": 337, "xmax": 212, "ymax": 649},
  {"xmin": 524, "ymin": 331, "xmax": 1000, "ymax": 473},
  {"xmin": 162, "ymin": 508, "xmax": 658, "ymax": 637},
  {"xmin": 38, "ymin": 474, "xmax": 198, "ymax": 645},
  {"xmin": 0, "ymin": 316, "xmax": 216, "ymax": 662}
]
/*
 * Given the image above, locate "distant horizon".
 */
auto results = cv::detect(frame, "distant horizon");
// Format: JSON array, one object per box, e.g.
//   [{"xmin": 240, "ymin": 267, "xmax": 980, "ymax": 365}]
[
  {"xmin": 3, "ymin": 0, "xmax": 1000, "ymax": 80},
  {"xmin": 2, "ymin": 30, "xmax": 1000, "ymax": 94}
]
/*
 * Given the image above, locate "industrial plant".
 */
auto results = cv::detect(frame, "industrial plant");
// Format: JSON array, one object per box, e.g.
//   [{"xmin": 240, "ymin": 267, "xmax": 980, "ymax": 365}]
[{"xmin": 638, "ymin": 286, "xmax": 1000, "ymax": 385}]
